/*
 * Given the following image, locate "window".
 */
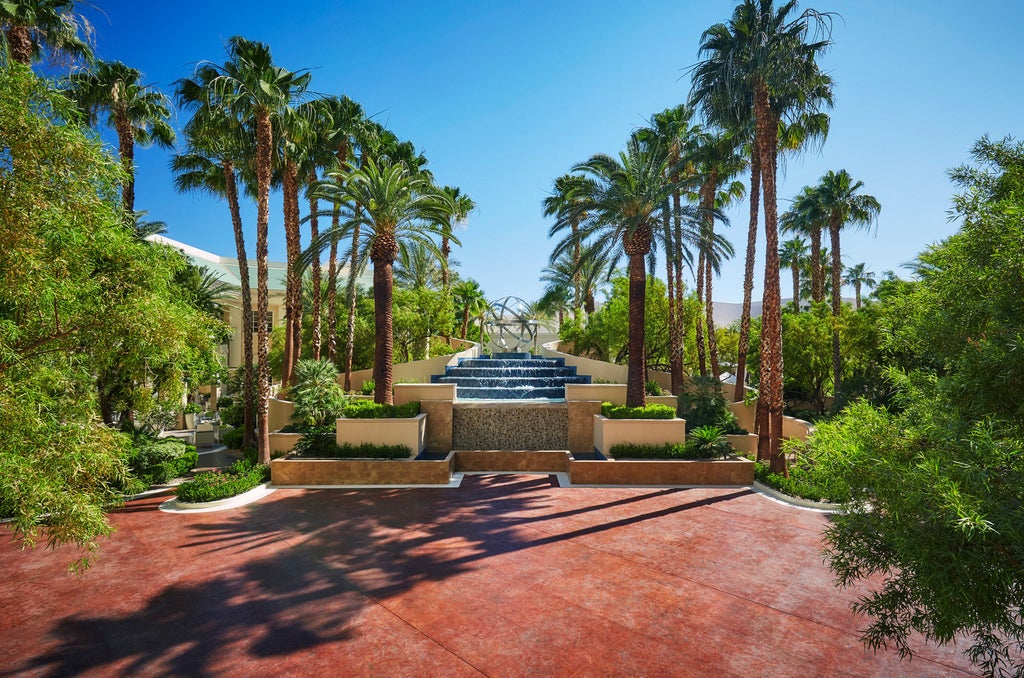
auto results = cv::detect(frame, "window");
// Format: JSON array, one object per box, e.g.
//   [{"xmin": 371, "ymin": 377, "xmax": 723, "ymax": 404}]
[{"xmin": 250, "ymin": 311, "xmax": 273, "ymax": 334}]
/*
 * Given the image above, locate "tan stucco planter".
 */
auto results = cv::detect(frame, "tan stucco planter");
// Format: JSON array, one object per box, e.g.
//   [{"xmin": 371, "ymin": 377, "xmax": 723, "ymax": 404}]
[
  {"xmin": 271, "ymin": 452, "xmax": 453, "ymax": 486},
  {"xmin": 593, "ymin": 414, "xmax": 687, "ymax": 457},
  {"xmin": 269, "ymin": 432, "xmax": 304, "ymax": 454},
  {"xmin": 570, "ymin": 456, "xmax": 753, "ymax": 486},
  {"xmin": 725, "ymin": 433, "xmax": 759, "ymax": 455},
  {"xmin": 336, "ymin": 413, "xmax": 427, "ymax": 455}
]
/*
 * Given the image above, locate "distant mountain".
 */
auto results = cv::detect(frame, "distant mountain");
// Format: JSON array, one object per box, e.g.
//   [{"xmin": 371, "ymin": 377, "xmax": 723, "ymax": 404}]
[{"xmin": 712, "ymin": 298, "xmax": 855, "ymax": 327}]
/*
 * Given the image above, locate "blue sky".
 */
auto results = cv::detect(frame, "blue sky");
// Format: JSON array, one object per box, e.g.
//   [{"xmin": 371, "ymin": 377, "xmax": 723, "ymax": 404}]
[{"xmin": 77, "ymin": 0, "xmax": 1024, "ymax": 304}]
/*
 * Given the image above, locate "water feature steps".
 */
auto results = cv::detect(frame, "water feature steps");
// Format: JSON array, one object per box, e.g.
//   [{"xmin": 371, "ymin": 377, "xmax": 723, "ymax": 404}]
[{"xmin": 432, "ymin": 352, "xmax": 591, "ymax": 400}]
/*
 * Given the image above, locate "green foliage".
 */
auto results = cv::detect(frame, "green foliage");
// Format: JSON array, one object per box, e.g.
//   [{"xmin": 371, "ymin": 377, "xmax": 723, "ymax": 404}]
[
  {"xmin": 600, "ymin": 402, "xmax": 675, "ymax": 419},
  {"xmin": 359, "ymin": 379, "xmax": 375, "ymax": 396},
  {"xmin": 127, "ymin": 438, "xmax": 197, "ymax": 487},
  {"xmin": 294, "ymin": 437, "xmax": 412, "ymax": 459},
  {"xmin": 221, "ymin": 427, "xmax": 243, "ymax": 450},
  {"xmin": 608, "ymin": 435, "xmax": 727, "ymax": 460},
  {"xmin": 182, "ymin": 402, "xmax": 202, "ymax": 414},
  {"xmin": 341, "ymin": 400, "xmax": 420, "ymax": 419},
  {"xmin": 677, "ymin": 376, "xmax": 745, "ymax": 433},
  {"xmin": 645, "ymin": 380, "xmax": 666, "ymax": 396},
  {"xmin": 686, "ymin": 426, "xmax": 732, "ymax": 459},
  {"xmin": 175, "ymin": 459, "xmax": 269, "ymax": 504},
  {"xmin": 290, "ymin": 359, "xmax": 346, "ymax": 428}
]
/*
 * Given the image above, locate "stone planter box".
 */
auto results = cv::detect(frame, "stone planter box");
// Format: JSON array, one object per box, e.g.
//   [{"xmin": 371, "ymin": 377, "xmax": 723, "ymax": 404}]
[
  {"xmin": 336, "ymin": 413, "xmax": 427, "ymax": 455},
  {"xmin": 269, "ymin": 432, "xmax": 304, "ymax": 454},
  {"xmin": 570, "ymin": 456, "xmax": 753, "ymax": 486},
  {"xmin": 593, "ymin": 414, "xmax": 687, "ymax": 457},
  {"xmin": 725, "ymin": 433, "xmax": 759, "ymax": 455},
  {"xmin": 271, "ymin": 452, "xmax": 454, "ymax": 486}
]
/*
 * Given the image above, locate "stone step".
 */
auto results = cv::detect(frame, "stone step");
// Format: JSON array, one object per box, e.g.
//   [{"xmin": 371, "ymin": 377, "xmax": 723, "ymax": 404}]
[
  {"xmin": 459, "ymin": 358, "xmax": 565, "ymax": 369},
  {"xmin": 436, "ymin": 366, "xmax": 580, "ymax": 378},
  {"xmin": 435, "ymin": 376, "xmax": 590, "ymax": 388},
  {"xmin": 454, "ymin": 386, "xmax": 566, "ymax": 400}
]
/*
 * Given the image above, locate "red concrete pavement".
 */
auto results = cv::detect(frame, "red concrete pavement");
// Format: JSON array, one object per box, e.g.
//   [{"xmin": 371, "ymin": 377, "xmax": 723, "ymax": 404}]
[{"xmin": 0, "ymin": 475, "xmax": 983, "ymax": 676}]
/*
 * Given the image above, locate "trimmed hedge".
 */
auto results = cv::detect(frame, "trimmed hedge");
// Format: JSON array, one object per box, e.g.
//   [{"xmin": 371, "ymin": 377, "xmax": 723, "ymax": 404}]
[
  {"xmin": 129, "ymin": 439, "xmax": 198, "ymax": 486},
  {"xmin": 341, "ymin": 400, "xmax": 420, "ymax": 419},
  {"xmin": 295, "ymin": 441, "xmax": 413, "ymax": 459},
  {"xmin": 608, "ymin": 441, "xmax": 718, "ymax": 460},
  {"xmin": 175, "ymin": 460, "xmax": 270, "ymax": 503},
  {"xmin": 600, "ymin": 402, "xmax": 676, "ymax": 420}
]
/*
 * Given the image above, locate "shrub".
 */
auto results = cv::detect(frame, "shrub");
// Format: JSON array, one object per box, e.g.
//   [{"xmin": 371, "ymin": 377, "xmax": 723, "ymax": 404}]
[
  {"xmin": 294, "ymin": 441, "xmax": 412, "ymax": 459},
  {"xmin": 677, "ymin": 376, "xmax": 746, "ymax": 434},
  {"xmin": 342, "ymin": 400, "xmax": 420, "ymax": 419},
  {"xmin": 221, "ymin": 427, "xmax": 243, "ymax": 450},
  {"xmin": 292, "ymin": 426, "xmax": 335, "ymax": 457},
  {"xmin": 608, "ymin": 441, "xmax": 721, "ymax": 460},
  {"xmin": 128, "ymin": 438, "xmax": 198, "ymax": 486},
  {"xmin": 291, "ymin": 359, "xmax": 347, "ymax": 428},
  {"xmin": 360, "ymin": 379, "xmax": 375, "ymax": 396},
  {"xmin": 182, "ymin": 402, "xmax": 202, "ymax": 415},
  {"xmin": 175, "ymin": 459, "xmax": 269, "ymax": 503},
  {"xmin": 645, "ymin": 380, "xmax": 667, "ymax": 396},
  {"xmin": 686, "ymin": 426, "xmax": 733, "ymax": 459},
  {"xmin": 600, "ymin": 402, "xmax": 675, "ymax": 419}
]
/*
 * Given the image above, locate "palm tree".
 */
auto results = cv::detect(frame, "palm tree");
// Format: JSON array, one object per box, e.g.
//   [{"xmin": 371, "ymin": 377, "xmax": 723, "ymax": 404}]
[
  {"xmin": 174, "ymin": 65, "xmax": 259, "ymax": 451},
  {"xmin": 691, "ymin": 0, "xmax": 834, "ymax": 472},
  {"xmin": 543, "ymin": 174, "xmax": 592, "ymax": 319},
  {"xmin": 439, "ymin": 186, "xmax": 474, "ymax": 290},
  {"xmin": 309, "ymin": 157, "xmax": 449, "ymax": 404},
  {"xmin": 814, "ymin": 169, "xmax": 880, "ymax": 390},
  {"xmin": 452, "ymin": 279, "xmax": 488, "ymax": 340},
  {"xmin": 781, "ymin": 185, "xmax": 828, "ymax": 302},
  {"xmin": 0, "ymin": 0, "xmax": 91, "ymax": 66},
  {"xmin": 204, "ymin": 36, "xmax": 311, "ymax": 464},
  {"xmin": 552, "ymin": 136, "xmax": 678, "ymax": 407},
  {"xmin": 779, "ymin": 237, "xmax": 808, "ymax": 311},
  {"xmin": 394, "ymin": 240, "xmax": 444, "ymax": 290},
  {"xmin": 843, "ymin": 262, "xmax": 876, "ymax": 309},
  {"xmin": 67, "ymin": 60, "xmax": 176, "ymax": 220}
]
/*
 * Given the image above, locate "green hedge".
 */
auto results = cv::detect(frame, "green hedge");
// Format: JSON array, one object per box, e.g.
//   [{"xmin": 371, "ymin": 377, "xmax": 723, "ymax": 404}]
[
  {"xmin": 608, "ymin": 442, "xmax": 718, "ymax": 460},
  {"xmin": 341, "ymin": 400, "xmax": 420, "ymax": 419},
  {"xmin": 128, "ymin": 439, "xmax": 198, "ymax": 486},
  {"xmin": 295, "ymin": 441, "xmax": 413, "ymax": 459},
  {"xmin": 175, "ymin": 460, "xmax": 270, "ymax": 503},
  {"xmin": 221, "ymin": 427, "xmax": 243, "ymax": 450},
  {"xmin": 600, "ymin": 402, "xmax": 676, "ymax": 419}
]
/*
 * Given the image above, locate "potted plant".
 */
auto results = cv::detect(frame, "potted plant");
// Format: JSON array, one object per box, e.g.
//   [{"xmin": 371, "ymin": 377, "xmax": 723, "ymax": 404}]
[
  {"xmin": 182, "ymin": 402, "xmax": 202, "ymax": 429},
  {"xmin": 593, "ymin": 402, "xmax": 687, "ymax": 458}
]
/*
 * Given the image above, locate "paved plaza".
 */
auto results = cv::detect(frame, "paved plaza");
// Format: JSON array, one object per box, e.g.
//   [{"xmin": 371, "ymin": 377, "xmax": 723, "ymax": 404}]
[{"xmin": 0, "ymin": 476, "xmax": 980, "ymax": 676}]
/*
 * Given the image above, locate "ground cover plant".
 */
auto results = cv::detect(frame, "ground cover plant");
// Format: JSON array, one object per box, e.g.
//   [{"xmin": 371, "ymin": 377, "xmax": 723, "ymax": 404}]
[
  {"xmin": 600, "ymin": 402, "xmax": 675, "ymax": 419},
  {"xmin": 175, "ymin": 459, "xmax": 269, "ymax": 503},
  {"xmin": 608, "ymin": 427, "xmax": 731, "ymax": 460}
]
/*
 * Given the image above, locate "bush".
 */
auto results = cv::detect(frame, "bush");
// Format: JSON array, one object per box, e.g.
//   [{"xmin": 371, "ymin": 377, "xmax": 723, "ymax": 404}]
[
  {"xmin": 291, "ymin": 359, "xmax": 347, "ymax": 428},
  {"xmin": 677, "ymin": 376, "xmax": 746, "ymax": 434},
  {"xmin": 342, "ymin": 400, "xmax": 420, "ymax": 419},
  {"xmin": 182, "ymin": 402, "xmax": 202, "ymax": 415},
  {"xmin": 292, "ymin": 427, "xmax": 335, "ymax": 456},
  {"xmin": 608, "ymin": 440, "xmax": 723, "ymax": 460},
  {"xmin": 294, "ymin": 441, "xmax": 413, "ymax": 459},
  {"xmin": 175, "ymin": 459, "xmax": 269, "ymax": 503},
  {"xmin": 686, "ymin": 426, "xmax": 733, "ymax": 459},
  {"xmin": 128, "ymin": 438, "xmax": 198, "ymax": 486},
  {"xmin": 645, "ymin": 380, "xmax": 667, "ymax": 396},
  {"xmin": 360, "ymin": 379, "xmax": 375, "ymax": 396},
  {"xmin": 600, "ymin": 402, "xmax": 675, "ymax": 419},
  {"xmin": 221, "ymin": 427, "xmax": 243, "ymax": 450}
]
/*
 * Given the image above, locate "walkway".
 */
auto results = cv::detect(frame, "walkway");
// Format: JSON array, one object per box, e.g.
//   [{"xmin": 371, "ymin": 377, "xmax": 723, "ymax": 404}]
[{"xmin": 0, "ymin": 476, "xmax": 979, "ymax": 676}]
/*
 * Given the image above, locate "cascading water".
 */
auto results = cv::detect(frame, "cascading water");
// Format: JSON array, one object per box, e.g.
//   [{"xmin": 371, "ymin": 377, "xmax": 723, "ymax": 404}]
[{"xmin": 431, "ymin": 352, "xmax": 591, "ymax": 400}]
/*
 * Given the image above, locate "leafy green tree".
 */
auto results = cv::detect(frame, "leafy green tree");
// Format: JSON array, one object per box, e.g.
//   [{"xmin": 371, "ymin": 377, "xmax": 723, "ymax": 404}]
[
  {"xmin": 0, "ymin": 0, "xmax": 91, "ymax": 66},
  {"xmin": 66, "ymin": 60, "xmax": 176, "ymax": 218},
  {"xmin": 819, "ymin": 136, "xmax": 1024, "ymax": 676},
  {"xmin": 0, "ymin": 64, "xmax": 220, "ymax": 560}
]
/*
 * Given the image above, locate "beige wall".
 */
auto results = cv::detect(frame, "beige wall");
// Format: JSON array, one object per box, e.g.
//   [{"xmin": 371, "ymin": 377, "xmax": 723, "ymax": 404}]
[
  {"xmin": 541, "ymin": 341, "xmax": 672, "ymax": 391},
  {"xmin": 223, "ymin": 291, "xmax": 287, "ymax": 369}
]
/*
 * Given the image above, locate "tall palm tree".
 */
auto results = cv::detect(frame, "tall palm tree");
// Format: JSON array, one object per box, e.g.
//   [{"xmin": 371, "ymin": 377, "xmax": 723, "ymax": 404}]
[
  {"xmin": 439, "ymin": 186, "xmax": 474, "ymax": 290},
  {"xmin": 67, "ymin": 60, "xmax": 176, "ymax": 220},
  {"xmin": 543, "ymin": 174, "xmax": 591, "ymax": 319},
  {"xmin": 781, "ymin": 185, "xmax": 828, "ymax": 302},
  {"xmin": 552, "ymin": 136, "xmax": 678, "ymax": 407},
  {"xmin": 814, "ymin": 169, "xmax": 880, "ymax": 390},
  {"xmin": 309, "ymin": 157, "xmax": 449, "ymax": 404},
  {"xmin": 691, "ymin": 0, "xmax": 834, "ymax": 472},
  {"xmin": 174, "ymin": 65, "xmax": 260, "ymax": 450},
  {"xmin": 452, "ymin": 279, "xmax": 488, "ymax": 340},
  {"xmin": 0, "ymin": 0, "xmax": 90, "ymax": 66},
  {"xmin": 779, "ymin": 237, "xmax": 808, "ymax": 311},
  {"xmin": 394, "ymin": 240, "xmax": 444, "ymax": 290},
  {"xmin": 843, "ymin": 262, "xmax": 876, "ymax": 309},
  {"xmin": 205, "ymin": 36, "xmax": 311, "ymax": 464}
]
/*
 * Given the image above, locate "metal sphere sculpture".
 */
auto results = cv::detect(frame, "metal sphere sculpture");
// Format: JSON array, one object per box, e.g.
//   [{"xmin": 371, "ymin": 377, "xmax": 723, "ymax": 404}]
[{"xmin": 484, "ymin": 296, "xmax": 538, "ymax": 353}]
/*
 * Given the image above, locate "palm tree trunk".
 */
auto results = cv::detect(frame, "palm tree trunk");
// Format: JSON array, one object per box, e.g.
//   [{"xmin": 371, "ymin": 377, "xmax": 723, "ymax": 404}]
[
  {"xmin": 343, "ymin": 219, "xmax": 361, "ymax": 392},
  {"xmin": 755, "ymin": 86, "xmax": 786, "ymax": 476},
  {"xmin": 664, "ymin": 204, "xmax": 681, "ymax": 395},
  {"xmin": 695, "ymin": 248, "xmax": 707, "ymax": 377},
  {"xmin": 572, "ymin": 219, "xmax": 583, "ymax": 318},
  {"xmin": 461, "ymin": 306, "xmax": 470, "ymax": 339},
  {"xmin": 5, "ymin": 25, "xmax": 33, "ymax": 64},
  {"xmin": 308, "ymin": 171, "xmax": 322, "ymax": 361},
  {"xmin": 372, "ymin": 257, "xmax": 395, "ymax": 405},
  {"xmin": 854, "ymin": 282, "xmax": 861, "ymax": 310},
  {"xmin": 734, "ymin": 145, "xmax": 760, "ymax": 403},
  {"xmin": 672, "ymin": 189, "xmax": 686, "ymax": 389},
  {"xmin": 223, "ymin": 161, "xmax": 256, "ymax": 451},
  {"xmin": 810, "ymin": 228, "xmax": 824, "ymax": 303},
  {"xmin": 283, "ymin": 159, "xmax": 304, "ymax": 387},
  {"xmin": 702, "ymin": 175, "xmax": 720, "ymax": 379},
  {"xmin": 791, "ymin": 260, "xmax": 801, "ymax": 312},
  {"xmin": 254, "ymin": 108, "xmax": 273, "ymax": 465},
  {"xmin": 327, "ymin": 208, "xmax": 340, "ymax": 364},
  {"xmin": 623, "ymin": 230, "xmax": 650, "ymax": 408},
  {"xmin": 116, "ymin": 114, "xmax": 135, "ymax": 221},
  {"xmin": 830, "ymin": 218, "xmax": 843, "ymax": 397}
]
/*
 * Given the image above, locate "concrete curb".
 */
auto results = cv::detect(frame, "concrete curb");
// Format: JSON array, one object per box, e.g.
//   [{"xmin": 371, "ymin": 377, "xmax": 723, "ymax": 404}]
[
  {"xmin": 752, "ymin": 480, "xmax": 843, "ymax": 513},
  {"xmin": 159, "ymin": 483, "xmax": 275, "ymax": 514}
]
